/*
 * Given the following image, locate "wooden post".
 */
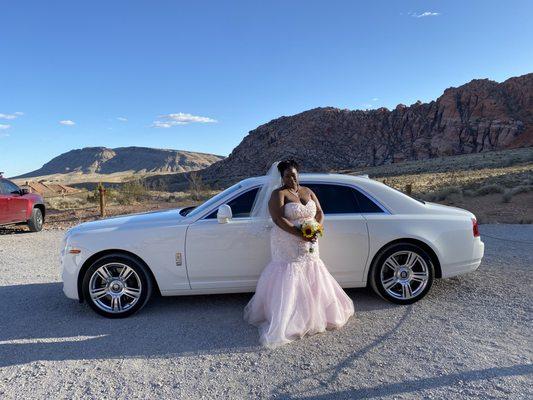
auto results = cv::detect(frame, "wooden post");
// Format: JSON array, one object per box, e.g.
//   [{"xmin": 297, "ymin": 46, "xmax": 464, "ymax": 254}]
[
  {"xmin": 405, "ymin": 183, "xmax": 412, "ymax": 195},
  {"xmin": 98, "ymin": 183, "xmax": 106, "ymax": 217}
]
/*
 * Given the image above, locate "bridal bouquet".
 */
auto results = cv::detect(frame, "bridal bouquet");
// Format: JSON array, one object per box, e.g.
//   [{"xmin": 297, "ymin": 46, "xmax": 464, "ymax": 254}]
[{"xmin": 300, "ymin": 220, "xmax": 324, "ymax": 252}]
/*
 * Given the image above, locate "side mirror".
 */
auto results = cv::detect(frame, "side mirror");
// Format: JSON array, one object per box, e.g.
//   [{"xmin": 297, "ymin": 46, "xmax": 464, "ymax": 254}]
[
  {"xmin": 217, "ymin": 204, "xmax": 232, "ymax": 224},
  {"xmin": 20, "ymin": 188, "xmax": 30, "ymax": 195}
]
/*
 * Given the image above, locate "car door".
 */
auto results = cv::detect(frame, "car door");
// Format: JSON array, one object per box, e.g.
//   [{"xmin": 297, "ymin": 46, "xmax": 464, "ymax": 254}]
[
  {"xmin": 0, "ymin": 181, "xmax": 10, "ymax": 224},
  {"xmin": 303, "ymin": 182, "xmax": 372, "ymax": 285},
  {"xmin": 185, "ymin": 187, "xmax": 271, "ymax": 290},
  {"xmin": 2, "ymin": 180, "xmax": 27, "ymax": 222}
]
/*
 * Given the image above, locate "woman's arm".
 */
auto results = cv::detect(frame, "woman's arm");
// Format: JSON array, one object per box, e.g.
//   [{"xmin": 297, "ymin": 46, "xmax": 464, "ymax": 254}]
[
  {"xmin": 268, "ymin": 189, "xmax": 302, "ymax": 238},
  {"xmin": 307, "ymin": 188, "xmax": 324, "ymax": 225}
]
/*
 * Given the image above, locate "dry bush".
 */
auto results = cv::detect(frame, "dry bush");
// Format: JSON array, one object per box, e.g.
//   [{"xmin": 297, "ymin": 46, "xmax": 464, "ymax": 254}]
[
  {"xmin": 502, "ymin": 185, "xmax": 533, "ymax": 203},
  {"xmin": 46, "ymin": 195, "xmax": 90, "ymax": 210},
  {"xmin": 185, "ymin": 171, "xmax": 205, "ymax": 201},
  {"xmin": 423, "ymin": 186, "xmax": 463, "ymax": 202},
  {"xmin": 474, "ymin": 184, "xmax": 505, "ymax": 196}
]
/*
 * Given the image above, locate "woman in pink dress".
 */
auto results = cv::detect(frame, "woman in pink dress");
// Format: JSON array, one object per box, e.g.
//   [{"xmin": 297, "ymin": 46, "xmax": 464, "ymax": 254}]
[{"xmin": 244, "ymin": 159, "xmax": 354, "ymax": 348}]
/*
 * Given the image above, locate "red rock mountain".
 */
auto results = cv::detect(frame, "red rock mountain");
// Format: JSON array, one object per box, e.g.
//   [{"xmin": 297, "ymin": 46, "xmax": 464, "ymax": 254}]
[{"xmin": 197, "ymin": 73, "xmax": 532, "ymax": 187}]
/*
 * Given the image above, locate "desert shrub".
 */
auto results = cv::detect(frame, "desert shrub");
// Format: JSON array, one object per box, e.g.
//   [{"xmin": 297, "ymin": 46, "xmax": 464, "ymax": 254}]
[
  {"xmin": 463, "ymin": 189, "xmax": 476, "ymax": 197},
  {"xmin": 502, "ymin": 185, "xmax": 533, "ymax": 203},
  {"xmin": 46, "ymin": 196, "xmax": 89, "ymax": 210},
  {"xmin": 425, "ymin": 186, "xmax": 463, "ymax": 202},
  {"xmin": 475, "ymin": 184, "xmax": 505, "ymax": 196}
]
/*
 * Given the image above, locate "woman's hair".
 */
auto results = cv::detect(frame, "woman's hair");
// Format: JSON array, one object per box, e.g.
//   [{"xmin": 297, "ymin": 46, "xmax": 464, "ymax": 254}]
[{"xmin": 277, "ymin": 159, "xmax": 300, "ymax": 177}]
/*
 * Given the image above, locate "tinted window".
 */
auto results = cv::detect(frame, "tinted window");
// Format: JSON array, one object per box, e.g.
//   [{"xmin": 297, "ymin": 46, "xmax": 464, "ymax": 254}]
[
  {"xmin": 0, "ymin": 179, "xmax": 19, "ymax": 195},
  {"xmin": 186, "ymin": 182, "xmax": 243, "ymax": 218},
  {"xmin": 304, "ymin": 184, "xmax": 359, "ymax": 214},
  {"xmin": 353, "ymin": 189, "xmax": 384, "ymax": 213},
  {"xmin": 304, "ymin": 183, "xmax": 384, "ymax": 214},
  {"xmin": 205, "ymin": 187, "xmax": 260, "ymax": 219}
]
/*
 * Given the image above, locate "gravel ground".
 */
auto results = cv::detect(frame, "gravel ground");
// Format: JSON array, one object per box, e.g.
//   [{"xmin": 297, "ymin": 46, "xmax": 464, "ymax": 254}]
[{"xmin": 0, "ymin": 225, "xmax": 532, "ymax": 399}]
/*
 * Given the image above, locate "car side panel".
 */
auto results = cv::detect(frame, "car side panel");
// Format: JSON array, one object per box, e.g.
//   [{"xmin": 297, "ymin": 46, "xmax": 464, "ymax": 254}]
[
  {"xmin": 0, "ymin": 195, "xmax": 9, "ymax": 224},
  {"xmin": 362, "ymin": 214, "xmax": 480, "ymax": 282},
  {"xmin": 64, "ymin": 223, "xmax": 190, "ymax": 300}
]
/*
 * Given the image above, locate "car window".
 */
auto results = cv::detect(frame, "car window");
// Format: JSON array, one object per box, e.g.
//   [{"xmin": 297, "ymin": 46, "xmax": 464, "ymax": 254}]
[
  {"xmin": 205, "ymin": 187, "xmax": 260, "ymax": 219},
  {"xmin": 304, "ymin": 183, "xmax": 360, "ymax": 214},
  {"xmin": 186, "ymin": 182, "xmax": 243, "ymax": 218},
  {"xmin": 352, "ymin": 188, "xmax": 384, "ymax": 213},
  {"xmin": 0, "ymin": 179, "xmax": 19, "ymax": 195},
  {"xmin": 2, "ymin": 180, "xmax": 20, "ymax": 194},
  {"xmin": 303, "ymin": 183, "xmax": 384, "ymax": 214}
]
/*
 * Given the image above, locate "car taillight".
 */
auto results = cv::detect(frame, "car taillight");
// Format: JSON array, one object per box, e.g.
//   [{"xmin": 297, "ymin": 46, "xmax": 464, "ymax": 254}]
[{"xmin": 472, "ymin": 218, "xmax": 480, "ymax": 237}]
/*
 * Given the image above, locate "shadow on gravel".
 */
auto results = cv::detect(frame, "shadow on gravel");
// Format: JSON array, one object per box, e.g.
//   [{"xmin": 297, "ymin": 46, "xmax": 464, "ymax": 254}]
[
  {"xmin": 289, "ymin": 364, "xmax": 533, "ymax": 399},
  {"xmin": 0, "ymin": 283, "xmax": 386, "ymax": 367}
]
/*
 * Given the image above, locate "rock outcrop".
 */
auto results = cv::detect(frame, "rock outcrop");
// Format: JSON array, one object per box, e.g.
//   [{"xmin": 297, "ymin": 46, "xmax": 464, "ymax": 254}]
[{"xmin": 198, "ymin": 73, "xmax": 532, "ymax": 186}]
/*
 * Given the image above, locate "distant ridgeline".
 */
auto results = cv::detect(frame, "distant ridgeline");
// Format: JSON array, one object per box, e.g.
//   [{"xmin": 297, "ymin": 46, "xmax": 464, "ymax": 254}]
[
  {"xmin": 14, "ymin": 146, "xmax": 225, "ymax": 179},
  {"xmin": 147, "ymin": 73, "xmax": 533, "ymax": 190}
]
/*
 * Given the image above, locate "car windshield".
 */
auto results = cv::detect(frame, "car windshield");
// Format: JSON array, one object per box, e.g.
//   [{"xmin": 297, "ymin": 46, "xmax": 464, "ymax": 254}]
[{"xmin": 185, "ymin": 182, "xmax": 243, "ymax": 218}]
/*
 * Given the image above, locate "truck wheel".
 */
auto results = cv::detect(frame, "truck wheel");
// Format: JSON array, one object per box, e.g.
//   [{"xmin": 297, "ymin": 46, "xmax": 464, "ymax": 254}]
[{"xmin": 28, "ymin": 208, "xmax": 44, "ymax": 232}]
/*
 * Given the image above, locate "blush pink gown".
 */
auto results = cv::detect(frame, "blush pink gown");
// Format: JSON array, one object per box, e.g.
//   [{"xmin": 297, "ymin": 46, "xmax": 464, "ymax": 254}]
[{"xmin": 244, "ymin": 199, "xmax": 355, "ymax": 348}]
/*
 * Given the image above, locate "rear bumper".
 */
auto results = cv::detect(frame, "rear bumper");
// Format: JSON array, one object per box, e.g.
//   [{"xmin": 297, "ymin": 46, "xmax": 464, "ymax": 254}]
[{"xmin": 441, "ymin": 238, "xmax": 484, "ymax": 278}]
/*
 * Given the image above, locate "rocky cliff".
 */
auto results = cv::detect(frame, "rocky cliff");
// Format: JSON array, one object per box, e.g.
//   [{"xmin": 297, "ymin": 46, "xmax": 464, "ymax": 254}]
[{"xmin": 198, "ymin": 73, "xmax": 532, "ymax": 186}]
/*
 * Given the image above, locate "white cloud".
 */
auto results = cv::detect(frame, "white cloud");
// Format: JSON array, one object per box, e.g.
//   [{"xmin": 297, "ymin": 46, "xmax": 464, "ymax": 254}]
[
  {"xmin": 0, "ymin": 124, "xmax": 11, "ymax": 130},
  {"xmin": 371, "ymin": 98, "xmax": 379, "ymax": 102},
  {"xmin": 411, "ymin": 11, "xmax": 440, "ymax": 18},
  {"xmin": 152, "ymin": 112, "xmax": 217, "ymax": 128},
  {"xmin": 14, "ymin": 111, "xmax": 24, "ymax": 116},
  {"xmin": 0, "ymin": 113, "xmax": 19, "ymax": 120},
  {"xmin": 59, "ymin": 120, "xmax": 76, "ymax": 126},
  {"xmin": 117, "ymin": 116, "xmax": 128, "ymax": 122}
]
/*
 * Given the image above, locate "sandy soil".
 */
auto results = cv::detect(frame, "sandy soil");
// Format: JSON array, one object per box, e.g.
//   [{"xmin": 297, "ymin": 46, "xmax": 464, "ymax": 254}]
[{"xmin": 0, "ymin": 225, "xmax": 531, "ymax": 399}]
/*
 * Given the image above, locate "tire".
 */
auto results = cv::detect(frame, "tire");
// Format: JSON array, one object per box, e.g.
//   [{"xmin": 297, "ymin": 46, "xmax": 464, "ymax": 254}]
[
  {"xmin": 27, "ymin": 207, "xmax": 44, "ymax": 232},
  {"xmin": 82, "ymin": 254, "xmax": 153, "ymax": 318},
  {"xmin": 370, "ymin": 243, "xmax": 434, "ymax": 305}
]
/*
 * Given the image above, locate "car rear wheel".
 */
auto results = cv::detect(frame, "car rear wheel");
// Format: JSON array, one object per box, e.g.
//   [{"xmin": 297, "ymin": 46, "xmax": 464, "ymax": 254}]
[
  {"xmin": 28, "ymin": 207, "xmax": 43, "ymax": 232},
  {"xmin": 370, "ymin": 243, "xmax": 434, "ymax": 304},
  {"xmin": 82, "ymin": 254, "xmax": 153, "ymax": 318}
]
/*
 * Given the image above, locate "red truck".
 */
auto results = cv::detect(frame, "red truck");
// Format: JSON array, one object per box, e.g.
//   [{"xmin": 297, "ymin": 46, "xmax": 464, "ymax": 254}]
[{"xmin": 0, "ymin": 174, "xmax": 45, "ymax": 232}]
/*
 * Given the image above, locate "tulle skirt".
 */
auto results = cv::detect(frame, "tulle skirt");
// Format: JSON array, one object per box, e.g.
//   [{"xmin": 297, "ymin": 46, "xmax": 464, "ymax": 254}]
[{"xmin": 244, "ymin": 257, "xmax": 355, "ymax": 348}]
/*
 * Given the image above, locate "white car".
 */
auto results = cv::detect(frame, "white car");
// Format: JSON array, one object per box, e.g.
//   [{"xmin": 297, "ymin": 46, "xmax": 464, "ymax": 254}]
[{"xmin": 61, "ymin": 173, "xmax": 485, "ymax": 318}]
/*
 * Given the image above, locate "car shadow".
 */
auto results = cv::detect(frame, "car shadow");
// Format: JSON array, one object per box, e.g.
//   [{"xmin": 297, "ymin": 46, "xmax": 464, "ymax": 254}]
[{"xmin": 0, "ymin": 283, "xmax": 387, "ymax": 367}]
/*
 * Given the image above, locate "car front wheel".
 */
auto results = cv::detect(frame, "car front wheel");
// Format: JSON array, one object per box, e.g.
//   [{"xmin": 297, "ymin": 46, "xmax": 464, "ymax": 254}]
[
  {"xmin": 28, "ymin": 207, "xmax": 44, "ymax": 232},
  {"xmin": 370, "ymin": 243, "xmax": 434, "ymax": 304},
  {"xmin": 82, "ymin": 254, "xmax": 153, "ymax": 318}
]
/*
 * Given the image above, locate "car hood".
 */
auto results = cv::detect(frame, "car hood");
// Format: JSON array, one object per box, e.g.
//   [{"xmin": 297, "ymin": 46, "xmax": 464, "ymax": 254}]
[
  {"xmin": 68, "ymin": 208, "xmax": 186, "ymax": 234},
  {"xmin": 423, "ymin": 202, "xmax": 475, "ymax": 218}
]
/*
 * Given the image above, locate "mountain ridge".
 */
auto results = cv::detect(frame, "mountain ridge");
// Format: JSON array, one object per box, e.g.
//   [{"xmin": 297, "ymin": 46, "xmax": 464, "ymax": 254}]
[
  {"xmin": 195, "ymin": 72, "xmax": 532, "ymax": 187},
  {"xmin": 14, "ymin": 146, "xmax": 225, "ymax": 179}
]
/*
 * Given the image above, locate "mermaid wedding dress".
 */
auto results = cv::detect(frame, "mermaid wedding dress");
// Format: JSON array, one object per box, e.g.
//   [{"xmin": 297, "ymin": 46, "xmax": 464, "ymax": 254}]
[{"xmin": 244, "ymin": 198, "xmax": 355, "ymax": 348}]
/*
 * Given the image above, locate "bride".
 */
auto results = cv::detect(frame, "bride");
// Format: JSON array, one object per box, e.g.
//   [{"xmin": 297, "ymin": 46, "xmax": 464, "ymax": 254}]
[{"xmin": 244, "ymin": 159, "xmax": 354, "ymax": 348}]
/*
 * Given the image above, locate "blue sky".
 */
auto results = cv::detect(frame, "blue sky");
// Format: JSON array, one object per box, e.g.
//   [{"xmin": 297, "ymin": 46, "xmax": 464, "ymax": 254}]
[{"xmin": 1, "ymin": 0, "xmax": 532, "ymax": 177}]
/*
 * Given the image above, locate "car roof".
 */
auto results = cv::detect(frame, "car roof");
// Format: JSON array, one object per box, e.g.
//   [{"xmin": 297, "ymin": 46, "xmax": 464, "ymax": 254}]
[{"xmin": 241, "ymin": 172, "xmax": 372, "ymax": 186}]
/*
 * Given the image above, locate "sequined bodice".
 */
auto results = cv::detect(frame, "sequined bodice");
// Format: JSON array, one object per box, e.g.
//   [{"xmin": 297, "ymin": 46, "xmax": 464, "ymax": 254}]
[
  {"xmin": 283, "ymin": 199, "xmax": 317, "ymax": 223},
  {"xmin": 271, "ymin": 199, "xmax": 320, "ymax": 262}
]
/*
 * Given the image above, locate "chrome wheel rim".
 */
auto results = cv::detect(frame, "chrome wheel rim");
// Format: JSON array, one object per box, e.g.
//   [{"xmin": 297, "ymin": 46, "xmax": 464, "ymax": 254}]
[
  {"xmin": 380, "ymin": 250, "xmax": 429, "ymax": 300},
  {"xmin": 89, "ymin": 263, "xmax": 142, "ymax": 313},
  {"xmin": 36, "ymin": 211, "xmax": 43, "ymax": 228}
]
